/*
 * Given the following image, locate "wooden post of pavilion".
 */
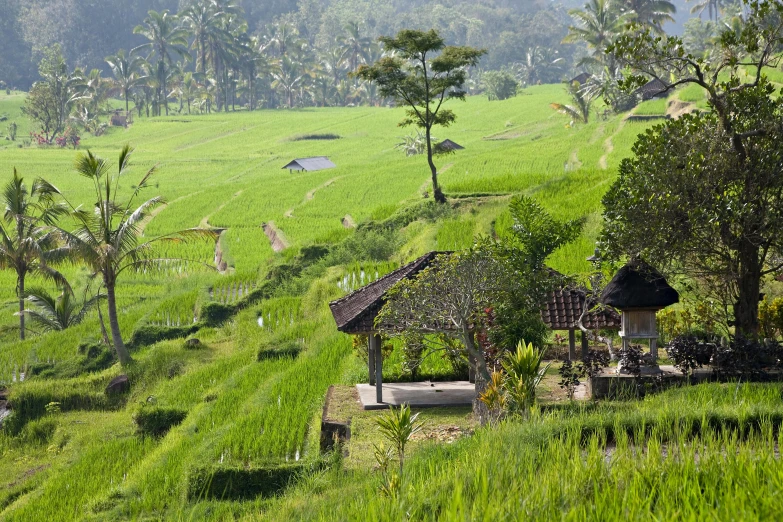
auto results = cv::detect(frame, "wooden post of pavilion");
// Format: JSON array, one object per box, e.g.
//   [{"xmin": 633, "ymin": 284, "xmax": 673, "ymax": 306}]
[
  {"xmin": 371, "ymin": 333, "xmax": 383, "ymax": 403},
  {"xmin": 568, "ymin": 330, "xmax": 576, "ymax": 360},
  {"xmin": 368, "ymin": 336, "xmax": 376, "ymax": 386}
]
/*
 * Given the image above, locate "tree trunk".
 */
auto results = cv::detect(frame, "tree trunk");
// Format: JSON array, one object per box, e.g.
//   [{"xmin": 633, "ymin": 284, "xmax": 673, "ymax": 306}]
[
  {"xmin": 106, "ymin": 282, "xmax": 131, "ymax": 364},
  {"xmin": 97, "ymin": 300, "xmax": 111, "ymax": 346},
  {"xmin": 18, "ymin": 272, "xmax": 25, "ymax": 341},
  {"xmin": 425, "ymin": 125, "xmax": 445, "ymax": 203},
  {"xmin": 734, "ymin": 241, "xmax": 762, "ymax": 337},
  {"xmin": 462, "ymin": 329, "xmax": 492, "ymax": 422}
]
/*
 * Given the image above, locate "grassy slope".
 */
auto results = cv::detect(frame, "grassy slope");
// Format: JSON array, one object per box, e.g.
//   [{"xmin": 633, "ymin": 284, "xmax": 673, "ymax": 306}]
[{"xmin": 0, "ymin": 85, "xmax": 661, "ymax": 520}]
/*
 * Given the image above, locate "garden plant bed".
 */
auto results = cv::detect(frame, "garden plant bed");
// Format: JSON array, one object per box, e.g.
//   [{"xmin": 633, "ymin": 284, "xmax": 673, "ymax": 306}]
[{"xmin": 589, "ymin": 365, "xmax": 783, "ymax": 399}]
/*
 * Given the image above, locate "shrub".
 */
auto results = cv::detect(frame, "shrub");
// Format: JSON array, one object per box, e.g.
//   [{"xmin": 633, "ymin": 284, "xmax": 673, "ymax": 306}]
[
  {"xmin": 128, "ymin": 325, "xmax": 200, "ymax": 348},
  {"xmin": 712, "ymin": 336, "xmax": 783, "ymax": 379},
  {"xmin": 483, "ymin": 70, "xmax": 519, "ymax": 101},
  {"xmin": 257, "ymin": 341, "xmax": 303, "ymax": 361},
  {"xmin": 4, "ymin": 384, "xmax": 108, "ymax": 435},
  {"xmin": 187, "ymin": 463, "xmax": 305, "ymax": 500},
  {"xmin": 133, "ymin": 406, "xmax": 187, "ymax": 437},
  {"xmin": 666, "ymin": 334, "xmax": 717, "ymax": 376}
]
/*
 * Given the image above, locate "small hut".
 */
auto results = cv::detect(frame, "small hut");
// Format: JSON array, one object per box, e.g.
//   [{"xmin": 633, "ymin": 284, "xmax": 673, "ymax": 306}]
[
  {"xmin": 282, "ymin": 157, "xmax": 336, "ymax": 172},
  {"xmin": 632, "ymin": 78, "xmax": 668, "ymax": 101},
  {"xmin": 600, "ymin": 258, "xmax": 679, "ymax": 360},
  {"xmin": 437, "ymin": 139, "xmax": 464, "ymax": 152},
  {"xmin": 570, "ymin": 72, "xmax": 592, "ymax": 86}
]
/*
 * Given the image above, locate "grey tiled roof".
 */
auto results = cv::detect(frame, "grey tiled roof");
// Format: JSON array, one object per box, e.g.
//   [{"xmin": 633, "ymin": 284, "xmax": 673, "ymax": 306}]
[
  {"xmin": 541, "ymin": 287, "xmax": 621, "ymax": 330},
  {"xmin": 282, "ymin": 157, "xmax": 336, "ymax": 171}
]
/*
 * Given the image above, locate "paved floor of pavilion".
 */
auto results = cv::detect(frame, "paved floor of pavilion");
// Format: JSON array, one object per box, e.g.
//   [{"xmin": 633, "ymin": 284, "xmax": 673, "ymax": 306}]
[{"xmin": 356, "ymin": 381, "xmax": 475, "ymax": 410}]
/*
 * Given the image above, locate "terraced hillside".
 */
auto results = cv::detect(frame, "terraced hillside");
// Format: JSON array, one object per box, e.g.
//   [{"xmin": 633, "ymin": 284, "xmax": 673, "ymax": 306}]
[{"xmin": 0, "ymin": 84, "xmax": 665, "ymax": 520}]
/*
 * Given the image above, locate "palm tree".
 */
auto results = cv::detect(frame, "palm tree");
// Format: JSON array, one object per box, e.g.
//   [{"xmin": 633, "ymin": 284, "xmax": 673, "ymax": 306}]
[
  {"xmin": 339, "ymin": 22, "xmax": 372, "ymax": 77},
  {"xmin": 564, "ymin": 0, "xmax": 633, "ymax": 68},
  {"xmin": 623, "ymin": 0, "xmax": 676, "ymax": 32},
  {"xmin": 58, "ymin": 145, "xmax": 216, "ymax": 364},
  {"xmin": 106, "ymin": 50, "xmax": 146, "ymax": 113},
  {"xmin": 551, "ymin": 80, "xmax": 596, "ymax": 124},
  {"xmin": 687, "ymin": 0, "xmax": 734, "ymax": 21},
  {"xmin": 0, "ymin": 170, "xmax": 69, "ymax": 340},
  {"xmin": 272, "ymin": 55, "xmax": 309, "ymax": 108},
  {"xmin": 133, "ymin": 10, "xmax": 191, "ymax": 115},
  {"xmin": 20, "ymin": 286, "xmax": 102, "ymax": 333}
]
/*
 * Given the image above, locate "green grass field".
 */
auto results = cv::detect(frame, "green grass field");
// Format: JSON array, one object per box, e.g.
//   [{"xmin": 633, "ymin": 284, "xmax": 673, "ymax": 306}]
[{"xmin": 3, "ymin": 84, "xmax": 738, "ymax": 520}]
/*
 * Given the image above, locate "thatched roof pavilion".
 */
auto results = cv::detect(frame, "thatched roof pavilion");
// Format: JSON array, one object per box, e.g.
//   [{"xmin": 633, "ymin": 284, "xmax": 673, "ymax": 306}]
[
  {"xmin": 600, "ymin": 258, "xmax": 679, "ymax": 360},
  {"xmin": 600, "ymin": 259, "xmax": 679, "ymax": 310}
]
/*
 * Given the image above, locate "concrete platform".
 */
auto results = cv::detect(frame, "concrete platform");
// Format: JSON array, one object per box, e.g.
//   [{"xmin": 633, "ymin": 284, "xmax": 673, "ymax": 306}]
[{"xmin": 356, "ymin": 381, "xmax": 475, "ymax": 410}]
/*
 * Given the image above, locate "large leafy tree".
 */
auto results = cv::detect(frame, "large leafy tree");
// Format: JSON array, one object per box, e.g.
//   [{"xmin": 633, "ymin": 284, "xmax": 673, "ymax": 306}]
[
  {"xmin": 59, "ymin": 145, "xmax": 216, "ymax": 364},
  {"xmin": 603, "ymin": 0, "xmax": 783, "ymax": 336},
  {"xmin": 356, "ymin": 29, "xmax": 485, "ymax": 203},
  {"xmin": 0, "ymin": 170, "xmax": 68, "ymax": 341}
]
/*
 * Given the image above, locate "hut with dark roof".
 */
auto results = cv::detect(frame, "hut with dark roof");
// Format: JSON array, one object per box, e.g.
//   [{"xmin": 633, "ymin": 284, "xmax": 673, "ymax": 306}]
[
  {"xmin": 632, "ymin": 78, "xmax": 668, "ymax": 102},
  {"xmin": 600, "ymin": 258, "xmax": 679, "ymax": 360},
  {"xmin": 570, "ymin": 72, "xmax": 592, "ymax": 85},
  {"xmin": 436, "ymin": 139, "xmax": 464, "ymax": 152},
  {"xmin": 282, "ymin": 156, "xmax": 336, "ymax": 172}
]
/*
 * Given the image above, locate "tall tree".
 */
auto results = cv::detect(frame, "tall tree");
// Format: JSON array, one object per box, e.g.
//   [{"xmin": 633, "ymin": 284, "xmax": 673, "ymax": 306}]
[
  {"xmin": 564, "ymin": 0, "xmax": 633, "ymax": 68},
  {"xmin": 622, "ymin": 0, "xmax": 676, "ymax": 32},
  {"xmin": 58, "ymin": 145, "xmax": 216, "ymax": 364},
  {"xmin": 356, "ymin": 29, "xmax": 485, "ymax": 203},
  {"xmin": 604, "ymin": 0, "xmax": 783, "ymax": 336},
  {"xmin": 133, "ymin": 10, "xmax": 191, "ymax": 116},
  {"xmin": 0, "ymin": 170, "xmax": 68, "ymax": 341},
  {"xmin": 106, "ymin": 49, "xmax": 145, "ymax": 113}
]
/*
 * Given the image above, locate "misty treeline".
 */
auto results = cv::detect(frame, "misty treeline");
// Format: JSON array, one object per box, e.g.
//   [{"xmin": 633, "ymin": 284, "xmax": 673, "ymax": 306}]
[
  {"xmin": 1, "ymin": 0, "xmax": 730, "ymax": 122},
  {"xmin": 1, "ymin": 1, "xmax": 584, "ymax": 107}
]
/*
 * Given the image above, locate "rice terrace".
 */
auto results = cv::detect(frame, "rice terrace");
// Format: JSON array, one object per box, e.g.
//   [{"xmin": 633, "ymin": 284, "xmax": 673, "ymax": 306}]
[{"xmin": 2, "ymin": 0, "xmax": 783, "ymax": 520}]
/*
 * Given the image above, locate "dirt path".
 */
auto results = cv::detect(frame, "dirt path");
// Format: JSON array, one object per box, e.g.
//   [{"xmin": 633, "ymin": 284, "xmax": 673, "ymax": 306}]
[
  {"xmin": 199, "ymin": 190, "xmax": 243, "ymax": 229},
  {"xmin": 284, "ymin": 177, "xmax": 341, "ymax": 218},
  {"xmin": 599, "ymin": 111, "xmax": 634, "ymax": 170}
]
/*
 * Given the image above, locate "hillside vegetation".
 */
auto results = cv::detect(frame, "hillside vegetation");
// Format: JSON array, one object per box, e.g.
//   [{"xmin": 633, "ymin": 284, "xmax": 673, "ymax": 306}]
[{"xmin": 0, "ymin": 84, "xmax": 665, "ymax": 519}]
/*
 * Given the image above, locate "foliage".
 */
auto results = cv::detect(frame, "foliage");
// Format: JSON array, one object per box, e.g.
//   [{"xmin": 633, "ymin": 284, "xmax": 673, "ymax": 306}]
[
  {"xmin": 558, "ymin": 359, "xmax": 582, "ymax": 400},
  {"xmin": 759, "ymin": 297, "xmax": 783, "ymax": 339},
  {"xmin": 617, "ymin": 343, "xmax": 644, "ymax": 377},
  {"xmin": 133, "ymin": 406, "xmax": 187, "ymax": 438},
  {"xmin": 712, "ymin": 336, "xmax": 783, "ymax": 380},
  {"xmin": 0, "ymin": 169, "xmax": 68, "ymax": 341},
  {"xmin": 605, "ymin": 0, "xmax": 783, "ymax": 336},
  {"xmin": 187, "ymin": 463, "xmax": 307, "ymax": 500},
  {"xmin": 480, "ymin": 340, "xmax": 549, "ymax": 418},
  {"xmin": 356, "ymin": 29, "xmax": 485, "ymax": 202},
  {"xmin": 19, "ymin": 286, "xmax": 101, "ymax": 333},
  {"xmin": 482, "ymin": 70, "xmax": 518, "ymax": 101},
  {"xmin": 551, "ymin": 80, "xmax": 595, "ymax": 124},
  {"xmin": 666, "ymin": 334, "xmax": 718, "ymax": 376},
  {"xmin": 378, "ymin": 247, "xmax": 511, "ymax": 384},
  {"xmin": 375, "ymin": 404, "xmax": 423, "ymax": 476},
  {"xmin": 58, "ymin": 145, "xmax": 216, "ymax": 363},
  {"xmin": 490, "ymin": 195, "xmax": 583, "ymax": 352}
]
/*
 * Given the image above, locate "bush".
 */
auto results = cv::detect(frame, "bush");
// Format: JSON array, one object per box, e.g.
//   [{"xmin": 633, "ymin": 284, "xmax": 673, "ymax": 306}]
[
  {"xmin": 257, "ymin": 341, "xmax": 303, "ymax": 361},
  {"xmin": 4, "ymin": 384, "xmax": 108, "ymax": 435},
  {"xmin": 483, "ymin": 70, "xmax": 519, "ymax": 101},
  {"xmin": 666, "ymin": 334, "xmax": 718, "ymax": 376},
  {"xmin": 133, "ymin": 406, "xmax": 187, "ymax": 437},
  {"xmin": 128, "ymin": 325, "xmax": 200, "ymax": 348},
  {"xmin": 187, "ymin": 463, "xmax": 305, "ymax": 500},
  {"xmin": 712, "ymin": 336, "xmax": 783, "ymax": 379}
]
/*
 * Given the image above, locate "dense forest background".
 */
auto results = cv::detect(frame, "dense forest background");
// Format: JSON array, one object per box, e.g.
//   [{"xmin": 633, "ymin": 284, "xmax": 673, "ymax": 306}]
[{"xmin": 0, "ymin": 0, "xmax": 691, "ymax": 90}]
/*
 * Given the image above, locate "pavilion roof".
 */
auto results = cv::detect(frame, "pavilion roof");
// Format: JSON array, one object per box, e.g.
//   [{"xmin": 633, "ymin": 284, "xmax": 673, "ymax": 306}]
[
  {"xmin": 329, "ymin": 252, "xmax": 448, "ymax": 334},
  {"xmin": 600, "ymin": 258, "xmax": 679, "ymax": 310}
]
